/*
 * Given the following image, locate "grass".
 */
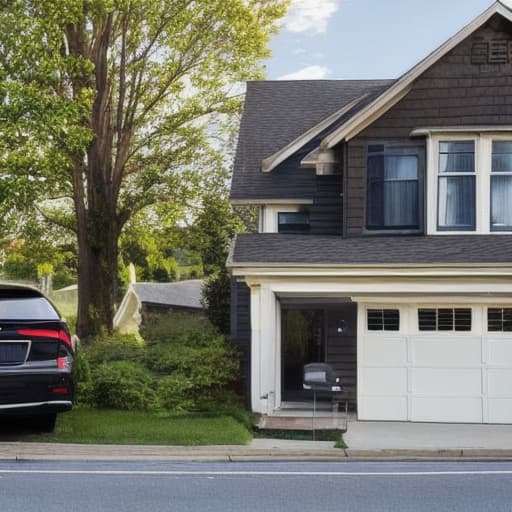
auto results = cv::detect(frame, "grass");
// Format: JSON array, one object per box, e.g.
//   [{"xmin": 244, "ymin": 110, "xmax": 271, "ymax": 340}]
[
  {"xmin": 0, "ymin": 408, "xmax": 252, "ymax": 445},
  {"xmin": 253, "ymin": 427, "xmax": 345, "ymax": 446}
]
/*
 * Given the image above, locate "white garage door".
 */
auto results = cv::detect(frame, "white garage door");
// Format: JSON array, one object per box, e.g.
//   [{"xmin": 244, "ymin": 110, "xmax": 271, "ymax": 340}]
[{"xmin": 358, "ymin": 305, "xmax": 512, "ymax": 424}]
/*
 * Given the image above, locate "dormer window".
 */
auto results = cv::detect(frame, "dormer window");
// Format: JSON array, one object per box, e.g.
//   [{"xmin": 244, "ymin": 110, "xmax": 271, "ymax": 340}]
[
  {"xmin": 277, "ymin": 211, "xmax": 310, "ymax": 234},
  {"xmin": 366, "ymin": 143, "xmax": 423, "ymax": 232}
]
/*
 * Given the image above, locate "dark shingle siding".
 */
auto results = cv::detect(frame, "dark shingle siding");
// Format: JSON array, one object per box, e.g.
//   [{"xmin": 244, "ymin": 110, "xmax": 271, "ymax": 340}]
[
  {"xmin": 346, "ymin": 16, "xmax": 512, "ymax": 235},
  {"xmin": 231, "ymin": 80, "xmax": 393, "ymax": 201},
  {"xmin": 231, "ymin": 233, "xmax": 512, "ymax": 265}
]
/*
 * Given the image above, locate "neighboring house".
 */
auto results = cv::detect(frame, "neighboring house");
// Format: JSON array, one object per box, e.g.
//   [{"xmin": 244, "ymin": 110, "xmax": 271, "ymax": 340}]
[
  {"xmin": 114, "ymin": 280, "xmax": 204, "ymax": 334},
  {"xmin": 228, "ymin": 1, "xmax": 512, "ymax": 424}
]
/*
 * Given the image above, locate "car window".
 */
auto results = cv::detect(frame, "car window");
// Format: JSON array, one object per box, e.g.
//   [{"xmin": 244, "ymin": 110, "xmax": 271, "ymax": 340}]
[{"xmin": 0, "ymin": 297, "xmax": 60, "ymax": 320}]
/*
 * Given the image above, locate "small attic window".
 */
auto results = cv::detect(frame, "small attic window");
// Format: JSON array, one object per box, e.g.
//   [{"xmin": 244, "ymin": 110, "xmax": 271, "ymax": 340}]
[{"xmin": 278, "ymin": 211, "xmax": 310, "ymax": 234}]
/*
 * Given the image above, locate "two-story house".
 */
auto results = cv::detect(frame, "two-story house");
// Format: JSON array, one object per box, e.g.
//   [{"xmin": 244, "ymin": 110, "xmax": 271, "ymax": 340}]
[{"xmin": 228, "ymin": 1, "xmax": 512, "ymax": 424}]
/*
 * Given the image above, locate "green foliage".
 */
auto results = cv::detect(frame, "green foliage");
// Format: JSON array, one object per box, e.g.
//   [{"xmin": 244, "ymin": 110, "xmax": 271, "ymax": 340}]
[
  {"xmin": 72, "ymin": 346, "xmax": 93, "ymax": 406},
  {"xmin": 37, "ymin": 262, "xmax": 54, "ymax": 278},
  {"xmin": 74, "ymin": 313, "xmax": 242, "ymax": 416},
  {"xmin": 2, "ymin": 253, "xmax": 37, "ymax": 281},
  {"xmin": 84, "ymin": 332, "xmax": 146, "ymax": 366},
  {"xmin": 0, "ymin": 0, "xmax": 289, "ymax": 336},
  {"xmin": 201, "ymin": 269, "xmax": 231, "ymax": 335},
  {"xmin": 91, "ymin": 361, "xmax": 157, "ymax": 411}
]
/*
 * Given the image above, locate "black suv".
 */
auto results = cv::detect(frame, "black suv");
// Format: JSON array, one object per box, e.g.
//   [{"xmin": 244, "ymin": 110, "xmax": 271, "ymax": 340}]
[{"xmin": 0, "ymin": 284, "xmax": 74, "ymax": 432}]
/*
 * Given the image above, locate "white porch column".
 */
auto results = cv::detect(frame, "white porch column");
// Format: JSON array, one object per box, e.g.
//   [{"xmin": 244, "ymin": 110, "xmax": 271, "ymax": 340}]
[{"xmin": 249, "ymin": 282, "xmax": 278, "ymax": 414}]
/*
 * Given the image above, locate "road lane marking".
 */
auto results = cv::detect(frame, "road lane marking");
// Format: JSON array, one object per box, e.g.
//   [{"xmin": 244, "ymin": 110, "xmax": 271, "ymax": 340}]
[{"xmin": 0, "ymin": 470, "xmax": 511, "ymax": 477}]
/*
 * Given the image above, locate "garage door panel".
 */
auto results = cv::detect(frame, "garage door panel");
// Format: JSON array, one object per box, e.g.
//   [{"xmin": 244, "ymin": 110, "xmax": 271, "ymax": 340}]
[
  {"xmin": 412, "ymin": 397, "xmax": 482, "ymax": 423},
  {"xmin": 488, "ymin": 399, "xmax": 512, "ymax": 423},
  {"xmin": 411, "ymin": 338, "xmax": 481, "ymax": 366},
  {"xmin": 362, "ymin": 337, "xmax": 407, "ymax": 366},
  {"xmin": 360, "ymin": 367, "xmax": 407, "ymax": 395},
  {"xmin": 358, "ymin": 397, "xmax": 407, "ymax": 421},
  {"xmin": 487, "ymin": 369, "xmax": 512, "ymax": 397},
  {"xmin": 412, "ymin": 368, "xmax": 482, "ymax": 396},
  {"xmin": 487, "ymin": 339, "xmax": 512, "ymax": 366}
]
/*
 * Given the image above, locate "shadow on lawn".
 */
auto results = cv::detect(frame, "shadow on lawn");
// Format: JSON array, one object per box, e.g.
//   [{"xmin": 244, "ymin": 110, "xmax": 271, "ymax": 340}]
[{"xmin": 0, "ymin": 416, "xmax": 45, "ymax": 440}]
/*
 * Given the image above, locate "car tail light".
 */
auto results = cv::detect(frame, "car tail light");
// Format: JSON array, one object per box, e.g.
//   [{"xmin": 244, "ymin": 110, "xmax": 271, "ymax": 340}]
[
  {"xmin": 50, "ymin": 386, "xmax": 69, "ymax": 394},
  {"xmin": 16, "ymin": 328, "xmax": 73, "ymax": 349},
  {"xmin": 57, "ymin": 356, "xmax": 70, "ymax": 370}
]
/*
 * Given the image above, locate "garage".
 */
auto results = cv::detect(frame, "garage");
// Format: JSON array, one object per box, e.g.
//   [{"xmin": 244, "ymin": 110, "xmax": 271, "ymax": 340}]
[{"xmin": 358, "ymin": 304, "xmax": 512, "ymax": 424}]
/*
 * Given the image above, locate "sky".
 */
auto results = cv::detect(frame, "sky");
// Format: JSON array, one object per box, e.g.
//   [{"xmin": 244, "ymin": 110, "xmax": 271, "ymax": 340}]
[{"xmin": 265, "ymin": 0, "xmax": 505, "ymax": 80}]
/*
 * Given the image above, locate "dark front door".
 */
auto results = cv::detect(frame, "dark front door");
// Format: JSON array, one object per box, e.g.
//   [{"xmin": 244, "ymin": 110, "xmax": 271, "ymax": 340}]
[{"xmin": 281, "ymin": 303, "xmax": 358, "ymax": 403}]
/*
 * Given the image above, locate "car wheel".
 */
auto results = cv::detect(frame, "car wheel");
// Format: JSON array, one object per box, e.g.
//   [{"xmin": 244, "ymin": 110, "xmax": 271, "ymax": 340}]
[{"xmin": 34, "ymin": 413, "xmax": 57, "ymax": 433}]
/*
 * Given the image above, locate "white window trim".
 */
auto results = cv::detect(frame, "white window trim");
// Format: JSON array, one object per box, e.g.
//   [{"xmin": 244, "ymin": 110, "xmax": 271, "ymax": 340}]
[
  {"xmin": 260, "ymin": 205, "xmax": 305, "ymax": 233},
  {"xmin": 427, "ymin": 132, "xmax": 512, "ymax": 235}
]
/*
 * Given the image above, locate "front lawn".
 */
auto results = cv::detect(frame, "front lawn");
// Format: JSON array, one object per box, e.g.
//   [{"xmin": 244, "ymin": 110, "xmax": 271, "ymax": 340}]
[{"xmin": 4, "ymin": 408, "xmax": 252, "ymax": 445}]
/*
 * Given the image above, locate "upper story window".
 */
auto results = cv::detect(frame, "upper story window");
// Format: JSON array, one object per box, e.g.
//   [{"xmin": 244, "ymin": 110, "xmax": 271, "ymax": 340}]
[
  {"xmin": 491, "ymin": 142, "xmax": 512, "ymax": 231},
  {"xmin": 437, "ymin": 141, "xmax": 476, "ymax": 231},
  {"xmin": 277, "ymin": 211, "xmax": 310, "ymax": 234},
  {"xmin": 366, "ymin": 144, "xmax": 423, "ymax": 232},
  {"xmin": 427, "ymin": 133, "xmax": 512, "ymax": 234}
]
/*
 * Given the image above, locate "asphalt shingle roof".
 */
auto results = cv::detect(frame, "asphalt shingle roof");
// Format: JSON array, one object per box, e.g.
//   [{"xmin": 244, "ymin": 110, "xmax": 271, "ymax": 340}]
[
  {"xmin": 230, "ymin": 79, "xmax": 394, "ymax": 201},
  {"xmin": 132, "ymin": 280, "xmax": 203, "ymax": 309},
  {"xmin": 230, "ymin": 234, "xmax": 512, "ymax": 266}
]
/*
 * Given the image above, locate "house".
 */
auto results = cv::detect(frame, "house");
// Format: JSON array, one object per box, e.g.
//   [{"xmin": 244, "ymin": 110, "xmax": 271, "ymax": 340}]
[
  {"xmin": 227, "ymin": 1, "xmax": 512, "ymax": 424},
  {"xmin": 114, "ymin": 280, "xmax": 204, "ymax": 334}
]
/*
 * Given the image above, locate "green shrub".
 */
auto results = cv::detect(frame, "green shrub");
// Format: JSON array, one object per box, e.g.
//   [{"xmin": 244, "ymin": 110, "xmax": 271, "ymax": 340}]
[
  {"xmin": 201, "ymin": 269, "xmax": 231, "ymax": 335},
  {"xmin": 84, "ymin": 332, "xmax": 146, "ymax": 366},
  {"xmin": 156, "ymin": 374, "xmax": 195, "ymax": 412},
  {"xmin": 142, "ymin": 312, "xmax": 240, "ymax": 413},
  {"xmin": 72, "ymin": 346, "xmax": 93, "ymax": 406},
  {"xmin": 91, "ymin": 361, "xmax": 157, "ymax": 411}
]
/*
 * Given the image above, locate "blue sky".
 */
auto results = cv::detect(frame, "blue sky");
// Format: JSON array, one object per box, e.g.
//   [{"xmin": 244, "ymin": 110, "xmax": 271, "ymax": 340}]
[{"xmin": 265, "ymin": 0, "xmax": 503, "ymax": 80}]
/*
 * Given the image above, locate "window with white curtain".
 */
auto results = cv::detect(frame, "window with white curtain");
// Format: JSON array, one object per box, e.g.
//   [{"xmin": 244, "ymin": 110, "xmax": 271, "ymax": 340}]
[
  {"xmin": 366, "ymin": 144, "xmax": 423, "ymax": 231},
  {"xmin": 427, "ymin": 134, "xmax": 512, "ymax": 234},
  {"xmin": 491, "ymin": 141, "xmax": 512, "ymax": 231},
  {"xmin": 437, "ymin": 141, "xmax": 476, "ymax": 230}
]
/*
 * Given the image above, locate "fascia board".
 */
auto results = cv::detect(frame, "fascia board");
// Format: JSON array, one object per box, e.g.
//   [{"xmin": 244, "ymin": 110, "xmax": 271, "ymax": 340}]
[
  {"xmin": 261, "ymin": 95, "xmax": 366, "ymax": 173},
  {"xmin": 321, "ymin": 1, "xmax": 510, "ymax": 148}
]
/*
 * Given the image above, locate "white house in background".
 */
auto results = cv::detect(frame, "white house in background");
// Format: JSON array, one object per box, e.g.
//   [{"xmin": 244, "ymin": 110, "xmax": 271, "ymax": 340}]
[
  {"xmin": 114, "ymin": 280, "xmax": 204, "ymax": 334},
  {"xmin": 228, "ymin": 1, "xmax": 512, "ymax": 424}
]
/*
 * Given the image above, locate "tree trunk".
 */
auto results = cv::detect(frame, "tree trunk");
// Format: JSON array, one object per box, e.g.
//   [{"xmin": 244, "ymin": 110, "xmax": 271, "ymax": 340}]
[{"xmin": 76, "ymin": 203, "xmax": 119, "ymax": 339}]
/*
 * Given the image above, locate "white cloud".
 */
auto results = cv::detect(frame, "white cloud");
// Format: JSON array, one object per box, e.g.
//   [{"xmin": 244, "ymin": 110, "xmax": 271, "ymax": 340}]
[
  {"xmin": 284, "ymin": 0, "xmax": 340, "ymax": 34},
  {"xmin": 278, "ymin": 65, "xmax": 330, "ymax": 80}
]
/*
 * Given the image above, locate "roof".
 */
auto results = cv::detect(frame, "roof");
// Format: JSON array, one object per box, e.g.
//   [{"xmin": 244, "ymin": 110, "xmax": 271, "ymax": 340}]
[
  {"xmin": 229, "ymin": 234, "xmax": 512, "ymax": 266},
  {"xmin": 132, "ymin": 280, "xmax": 204, "ymax": 309},
  {"xmin": 231, "ymin": 1, "xmax": 512, "ymax": 203},
  {"xmin": 230, "ymin": 80, "xmax": 393, "ymax": 201}
]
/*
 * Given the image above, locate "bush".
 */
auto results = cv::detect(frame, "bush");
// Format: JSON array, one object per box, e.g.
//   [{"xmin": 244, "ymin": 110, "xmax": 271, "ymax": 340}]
[
  {"xmin": 84, "ymin": 332, "xmax": 146, "ymax": 366},
  {"xmin": 201, "ymin": 269, "xmax": 231, "ymax": 335},
  {"xmin": 142, "ymin": 312, "xmax": 240, "ymax": 412},
  {"xmin": 91, "ymin": 361, "xmax": 157, "ymax": 411},
  {"xmin": 72, "ymin": 346, "xmax": 93, "ymax": 406}
]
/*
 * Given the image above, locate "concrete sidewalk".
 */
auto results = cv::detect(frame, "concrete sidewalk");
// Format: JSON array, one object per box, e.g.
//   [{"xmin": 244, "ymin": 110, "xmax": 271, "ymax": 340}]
[
  {"xmin": 2, "ymin": 422, "xmax": 512, "ymax": 461},
  {"xmin": 0, "ymin": 439, "xmax": 343, "ymax": 462},
  {"xmin": 343, "ymin": 421, "xmax": 512, "ymax": 458}
]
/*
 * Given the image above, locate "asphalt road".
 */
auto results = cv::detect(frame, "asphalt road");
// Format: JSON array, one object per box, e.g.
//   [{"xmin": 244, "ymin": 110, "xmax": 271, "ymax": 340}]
[{"xmin": 1, "ymin": 460, "xmax": 512, "ymax": 512}]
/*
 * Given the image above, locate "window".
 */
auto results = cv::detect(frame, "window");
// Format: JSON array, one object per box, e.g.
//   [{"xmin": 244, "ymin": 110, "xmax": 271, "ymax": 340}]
[
  {"xmin": 367, "ymin": 309, "xmax": 400, "ymax": 331},
  {"xmin": 277, "ymin": 211, "xmax": 310, "ymax": 234},
  {"xmin": 437, "ymin": 141, "xmax": 476, "ymax": 230},
  {"xmin": 366, "ymin": 144, "xmax": 422, "ymax": 231},
  {"xmin": 427, "ymin": 133, "xmax": 512, "ymax": 234},
  {"xmin": 491, "ymin": 142, "xmax": 512, "ymax": 230},
  {"xmin": 488, "ymin": 308, "xmax": 512, "ymax": 332},
  {"xmin": 418, "ymin": 308, "xmax": 472, "ymax": 331}
]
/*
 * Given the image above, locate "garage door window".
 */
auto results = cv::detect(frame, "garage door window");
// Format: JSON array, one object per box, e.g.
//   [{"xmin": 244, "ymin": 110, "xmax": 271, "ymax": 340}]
[
  {"xmin": 367, "ymin": 309, "xmax": 400, "ymax": 331},
  {"xmin": 488, "ymin": 308, "xmax": 512, "ymax": 332},
  {"xmin": 418, "ymin": 308, "xmax": 472, "ymax": 331}
]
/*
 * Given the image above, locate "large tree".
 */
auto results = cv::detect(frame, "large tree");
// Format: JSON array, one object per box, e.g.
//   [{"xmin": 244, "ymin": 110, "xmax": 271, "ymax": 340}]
[{"xmin": 0, "ymin": 0, "xmax": 287, "ymax": 337}]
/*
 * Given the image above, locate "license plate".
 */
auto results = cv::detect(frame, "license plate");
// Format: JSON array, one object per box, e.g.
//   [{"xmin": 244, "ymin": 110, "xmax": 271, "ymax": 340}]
[{"xmin": 0, "ymin": 342, "xmax": 29, "ymax": 364}]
